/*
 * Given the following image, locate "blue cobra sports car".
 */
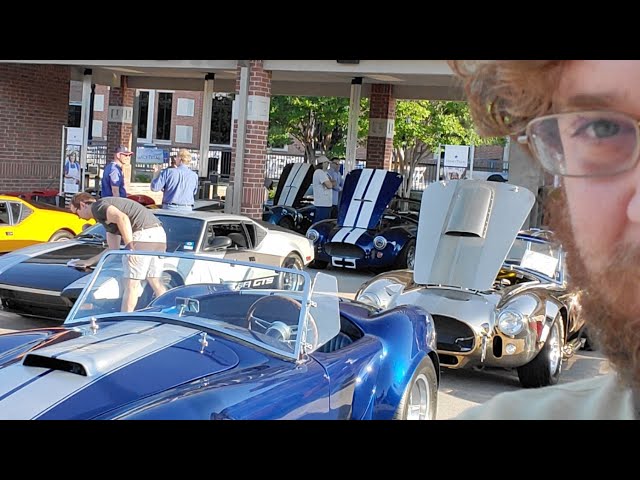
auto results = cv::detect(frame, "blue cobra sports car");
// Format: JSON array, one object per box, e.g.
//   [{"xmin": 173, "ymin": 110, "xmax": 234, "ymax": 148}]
[
  {"xmin": 0, "ymin": 251, "xmax": 439, "ymax": 419},
  {"xmin": 307, "ymin": 168, "xmax": 418, "ymax": 271},
  {"xmin": 262, "ymin": 162, "xmax": 316, "ymax": 233}
]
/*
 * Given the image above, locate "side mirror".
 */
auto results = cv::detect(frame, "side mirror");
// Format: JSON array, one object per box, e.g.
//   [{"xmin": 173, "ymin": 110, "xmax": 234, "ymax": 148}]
[{"xmin": 204, "ymin": 236, "xmax": 232, "ymax": 251}]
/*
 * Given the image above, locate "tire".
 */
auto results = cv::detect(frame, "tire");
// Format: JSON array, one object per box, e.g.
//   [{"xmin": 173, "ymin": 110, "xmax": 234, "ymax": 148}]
[
  {"xmin": 49, "ymin": 230, "xmax": 74, "ymax": 242},
  {"xmin": 517, "ymin": 317, "xmax": 564, "ymax": 388},
  {"xmin": 393, "ymin": 356, "xmax": 438, "ymax": 420},
  {"xmin": 307, "ymin": 259, "xmax": 328, "ymax": 269},
  {"xmin": 278, "ymin": 217, "xmax": 295, "ymax": 231},
  {"xmin": 280, "ymin": 253, "xmax": 304, "ymax": 290},
  {"xmin": 395, "ymin": 239, "xmax": 416, "ymax": 270}
]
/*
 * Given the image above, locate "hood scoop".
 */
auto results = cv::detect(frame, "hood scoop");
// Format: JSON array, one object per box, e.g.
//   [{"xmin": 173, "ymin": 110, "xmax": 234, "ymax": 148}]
[
  {"xmin": 21, "ymin": 328, "xmax": 157, "ymax": 377},
  {"xmin": 23, "ymin": 355, "xmax": 87, "ymax": 376}
]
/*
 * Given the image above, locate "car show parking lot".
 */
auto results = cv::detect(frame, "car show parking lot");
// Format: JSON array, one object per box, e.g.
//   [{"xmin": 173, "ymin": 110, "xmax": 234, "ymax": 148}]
[{"xmin": 0, "ymin": 265, "xmax": 609, "ymax": 420}]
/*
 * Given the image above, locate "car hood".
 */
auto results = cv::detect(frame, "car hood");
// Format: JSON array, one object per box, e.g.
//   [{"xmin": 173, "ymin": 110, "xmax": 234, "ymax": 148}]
[
  {"xmin": 337, "ymin": 169, "xmax": 402, "ymax": 229},
  {"xmin": 0, "ymin": 241, "xmax": 106, "ymax": 292},
  {"xmin": 273, "ymin": 162, "xmax": 314, "ymax": 207},
  {"xmin": 0, "ymin": 319, "xmax": 242, "ymax": 419},
  {"xmin": 414, "ymin": 180, "xmax": 535, "ymax": 291}
]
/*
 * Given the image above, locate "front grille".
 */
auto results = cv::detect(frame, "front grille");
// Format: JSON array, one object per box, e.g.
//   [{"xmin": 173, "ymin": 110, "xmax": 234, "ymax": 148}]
[
  {"xmin": 432, "ymin": 315, "xmax": 475, "ymax": 353},
  {"xmin": 0, "ymin": 288, "xmax": 71, "ymax": 320},
  {"xmin": 324, "ymin": 243, "xmax": 365, "ymax": 259}
]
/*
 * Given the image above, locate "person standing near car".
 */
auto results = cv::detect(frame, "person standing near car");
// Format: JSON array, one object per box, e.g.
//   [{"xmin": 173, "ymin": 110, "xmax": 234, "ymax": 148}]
[
  {"xmin": 150, "ymin": 148, "xmax": 199, "ymax": 212},
  {"xmin": 327, "ymin": 157, "xmax": 343, "ymax": 218},
  {"xmin": 69, "ymin": 192, "xmax": 167, "ymax": 313},
  {"xmin": 101, "ymin": 145, "xmax": 131, "ymax": 198},
  {"xmin": 312, "ymin": 156, "xmax": 335, "ymax": 223},
  {"xmin": 449, "ymin": 60, "xmax": 640, "ymax": 419}
]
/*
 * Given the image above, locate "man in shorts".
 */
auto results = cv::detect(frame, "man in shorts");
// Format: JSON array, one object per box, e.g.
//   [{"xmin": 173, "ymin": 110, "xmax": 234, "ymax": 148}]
[{"xmin": 70, "ymin": 192, "xmax": 167, "ymax": 312}]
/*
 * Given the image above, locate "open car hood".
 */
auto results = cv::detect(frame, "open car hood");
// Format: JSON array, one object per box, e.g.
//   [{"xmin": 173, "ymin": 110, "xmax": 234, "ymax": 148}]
[
  {"xmin": 414, "ymin": 180, "xmax": 535, "ymax": 291},
  {"xmin": 337, "ymin": 169, "xmax": 402, "ymax": 229},
  {"xmin": 273, "ymin": 163, "xmax": 314, "ymax": 207}
]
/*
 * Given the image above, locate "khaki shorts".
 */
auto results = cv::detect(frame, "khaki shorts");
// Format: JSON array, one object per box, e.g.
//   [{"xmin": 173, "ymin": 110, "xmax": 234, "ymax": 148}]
[{"xmin": 122, "ymin": 226, "xmax": 167, "ymax": 280}]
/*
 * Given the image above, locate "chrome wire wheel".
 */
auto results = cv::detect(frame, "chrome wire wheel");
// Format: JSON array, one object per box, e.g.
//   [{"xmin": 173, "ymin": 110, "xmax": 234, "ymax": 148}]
[
  {"xmin": 406, "ymin": 244, "xmax": 416, "ymax": 270},
  {"xmin": 547, "ymin": 322, "xmax": 562, "ymax": 376},
  {"xmin": 406, "ymin": 373, "xmax": 430, "ymax": 420}
]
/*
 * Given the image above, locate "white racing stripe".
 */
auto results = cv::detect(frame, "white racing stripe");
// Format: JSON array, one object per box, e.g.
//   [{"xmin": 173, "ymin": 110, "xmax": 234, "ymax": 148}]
[
  {"xmin": 342, "ymin": 169, "xmax": 387, "ymax": 228},
  {"xmin": 343, "ymin": 228, "xmax": 367, "ymax": 244},
  {"xmin": 0, "ymin": 321, "xmax": 197, "ymax": 419},
  {"xmin": 280, "ymin": 163, "xmax": 310, "ymax": 206}
]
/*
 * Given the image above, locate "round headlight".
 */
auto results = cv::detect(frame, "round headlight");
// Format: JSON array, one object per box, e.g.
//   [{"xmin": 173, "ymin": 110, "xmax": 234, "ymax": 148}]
[
  {"xmin": 373, "ymin": 236, "xmax": 387, "ymax": 250},
  {"xmin": 306, "ymin": 229, "xmax": 319, "ymax": 242},
  {"xmin": 497, "ymin": 310, "xmax": 525, "ymax": 337}
]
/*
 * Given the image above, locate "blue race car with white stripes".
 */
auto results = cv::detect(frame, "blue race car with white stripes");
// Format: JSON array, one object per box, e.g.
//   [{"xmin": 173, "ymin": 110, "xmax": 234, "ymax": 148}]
[
  {"xmin": 306, "ymin": 168, "xmax": 419, "ymax": 271},
  {"xmin": 0, "ymin": 251, "xmax": 439, "ymax": 420},
  {"xmin": 262, "ymin": 162, "xmax": 316, "ymax": 233}
]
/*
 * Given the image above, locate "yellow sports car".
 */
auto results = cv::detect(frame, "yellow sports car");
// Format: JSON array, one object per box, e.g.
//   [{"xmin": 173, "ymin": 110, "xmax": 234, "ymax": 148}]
[{"xmin": 0, "ymin": 195, "xmax": 93, "ymax": 254}]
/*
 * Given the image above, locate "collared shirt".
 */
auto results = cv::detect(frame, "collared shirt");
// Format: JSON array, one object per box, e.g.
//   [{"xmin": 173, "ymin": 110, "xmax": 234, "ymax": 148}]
[
  {"xmin": 455, "ymin": 372, "xmax": 635, "ymax": 420},
  {"xmin": 101, "ymin": 161, "xmax": 126, "ymax": 198},
  {"xmin": 150, "ymin": 164, "xmax": 199, "ymax": 206},
  {"xmin": 326, "ymin": 168, "xmax": 343, "ymax": 206}
]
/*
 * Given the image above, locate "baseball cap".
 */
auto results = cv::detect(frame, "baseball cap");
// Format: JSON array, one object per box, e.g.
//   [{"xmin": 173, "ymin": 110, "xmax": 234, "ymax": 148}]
[
  {"xmin": 115, "ymin": 145, "xmax": 133, "ymax": 155},
  {"xmin": 317, "ymin": 155, "xmax": 330, "ymax": 164}
]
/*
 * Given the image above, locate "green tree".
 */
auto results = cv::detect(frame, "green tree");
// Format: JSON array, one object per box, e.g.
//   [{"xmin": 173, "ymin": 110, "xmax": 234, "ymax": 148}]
[
  {"xmin": 268, "ymin": 96, "xmax": 369, "ymax": 163},
  {"xmin": 394, "ymin": 100, "xmax": 505, "ymax": 196}
]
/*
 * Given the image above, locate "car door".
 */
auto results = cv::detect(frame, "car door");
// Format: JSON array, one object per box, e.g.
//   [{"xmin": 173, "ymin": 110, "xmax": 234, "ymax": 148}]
[{"xmin": 0, "ymin": 201, "xmax": 14, "ymax": 252}]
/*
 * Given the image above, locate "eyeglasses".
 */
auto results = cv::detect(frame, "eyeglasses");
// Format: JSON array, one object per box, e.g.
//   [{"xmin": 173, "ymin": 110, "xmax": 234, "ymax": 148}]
[{"xmin": 517, "ymin": 110, "xmax": 640, "ymax": 178}]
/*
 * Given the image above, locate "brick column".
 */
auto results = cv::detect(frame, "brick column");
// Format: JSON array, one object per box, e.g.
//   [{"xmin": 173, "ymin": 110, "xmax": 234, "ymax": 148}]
[
  {"xmin": 107, "ymin": 78, "xmax": 135, "ymax": 184},
  {"xmin": 366, "ymin": 84, "xmax": 396, "ymax": 170},
  {"xmin": 229, "ymin": 61, "xmax": 271, "ymax": 218}
]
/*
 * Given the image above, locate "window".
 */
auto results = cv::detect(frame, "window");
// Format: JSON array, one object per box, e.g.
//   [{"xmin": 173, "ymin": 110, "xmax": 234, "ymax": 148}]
[
  {"xmin": 138, "ymin": 91, "xmax": 150, "ymax": 140},
  {"xmin": 68, "ymin": 104, "xmax": 82, "ymax": 128},
  {"xmin": 156, "ymin": 92, "xmax": 173, "ymax": 141},
  {"xmin": 93, "ymin": 94, "xmax": 104, "ymax": 112},
  {"xmin": 0, "ymin": 202, "xmax": 9, "ymax": 225},
  {"xmin": 210, "ymin": 94, "xmax": 233, "ymax": 145},
  {"xmin": 9, "ymin": 202, "xmax": 21, "ymax": 225},
  {"xmin": 175, "ymin": 125, "xmax": 193, "ymax": 144},
  {"xmin": 92, "ymin": 120, "xmax": 103, "ymax": 138},
  {"xmin": 177, "ymin": 98, "xmax": 195, "ymax": 117}
]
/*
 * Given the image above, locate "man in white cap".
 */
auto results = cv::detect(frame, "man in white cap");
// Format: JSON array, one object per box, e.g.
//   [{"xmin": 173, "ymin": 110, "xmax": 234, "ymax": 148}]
[
  {"xmin": 101, "ymin": 145, "xmax": 133, "ymax": 198},
  {"xmin": 312, "ymin": 155, "xmax": 336, "ymax": 224}
]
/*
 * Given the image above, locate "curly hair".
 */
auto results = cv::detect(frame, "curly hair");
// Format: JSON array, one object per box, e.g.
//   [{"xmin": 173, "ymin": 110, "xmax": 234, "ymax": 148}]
[{"xmin": 447, "ymin": 61, "xmax": 566, "ymax": 137}]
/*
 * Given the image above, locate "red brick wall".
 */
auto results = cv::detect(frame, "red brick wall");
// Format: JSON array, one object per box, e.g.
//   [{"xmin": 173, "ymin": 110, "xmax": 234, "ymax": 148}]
[
  {"xmin": 366, "ymin": 84, "xmax": 395, "ymax": 169},
  {"xmin": 230, "ymin": 61, "xmax": 271, "ymax": 218},
  {"xmin": 172, "ymin": 91, "xmax": 202, "ymax": 149},
  {"xmin": 107, "ymin": 83, "xmax": 135, "ymax": 184},
  {"xmin": 0, "ymin": 63, "xmax": 70, "ymax": 193}
]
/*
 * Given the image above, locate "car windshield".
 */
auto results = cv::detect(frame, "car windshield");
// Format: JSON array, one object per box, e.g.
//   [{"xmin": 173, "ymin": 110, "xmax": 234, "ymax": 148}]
[
  {"xmin": 505, "ymin": 236, "xmax": 561, "ymax": 280},
  {"xmin": 65, "ymin": 251, "xmax": 339, "ymax": 359},
  {"xmin": 77, "ymin": 214, "xmax": 203, "ymax": 252}
]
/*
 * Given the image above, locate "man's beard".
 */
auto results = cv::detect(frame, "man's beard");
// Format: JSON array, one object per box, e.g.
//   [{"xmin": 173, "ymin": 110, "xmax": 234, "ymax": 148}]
[{"xmin": 548, "ymin": 188, "xmax": 640, "ymax": 389}]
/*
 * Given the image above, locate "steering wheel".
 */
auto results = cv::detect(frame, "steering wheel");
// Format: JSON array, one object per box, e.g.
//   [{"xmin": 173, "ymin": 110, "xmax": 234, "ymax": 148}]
[{"xmin": 246, "ymin": 295, "xmax": 319, "ymax": 350}]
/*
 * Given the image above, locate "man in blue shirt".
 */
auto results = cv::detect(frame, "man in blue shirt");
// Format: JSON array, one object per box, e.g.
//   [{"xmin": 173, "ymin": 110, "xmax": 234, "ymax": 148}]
[
  {"xmin": 327, "ymin": 157, "xmax": 343, "ymax": 218},
  {"xmin": 151, "ymin": 148, "xmax": 199, "ymax": 212},
  {"xmin": 101, "ymin": 145, "xmax": 131, "ymax": 198}
]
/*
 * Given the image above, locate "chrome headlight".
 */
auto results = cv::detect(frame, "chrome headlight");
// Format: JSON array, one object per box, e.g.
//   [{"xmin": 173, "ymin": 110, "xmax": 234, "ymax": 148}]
[
  {"xmin": 306, "ymin": 229, "xmax": 319, "ymax": 243},
  {"xmin": 373, "ymin": 236, "xmax": 387, "ymax": 250},
  {"xmin": 497, "ymin": 310, "xmax": 526, "ymax": 337}
]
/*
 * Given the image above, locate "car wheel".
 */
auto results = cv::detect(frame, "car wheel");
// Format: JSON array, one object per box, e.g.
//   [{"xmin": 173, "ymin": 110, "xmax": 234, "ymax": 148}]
[
  {"xmin": 278, "ymin": 217, "xmax": 295, "ymax": 231},
  {"xmin": 280, "ymin": 253, "xmax": 304, "ymax": 290},
  {"xmin": 395, "ymin": 239, "xmax": 416, "ymax": 270},
  {"xmin": 49, "ymin": 230, "xmax": 74, "ymax": 242},
  {"xmin": 517, "ymin": 317, "xmax": 564, "ymax": 388},
  {"xmin": 393, "ymin": 356, "xmax": 438, "ymax": 420}
]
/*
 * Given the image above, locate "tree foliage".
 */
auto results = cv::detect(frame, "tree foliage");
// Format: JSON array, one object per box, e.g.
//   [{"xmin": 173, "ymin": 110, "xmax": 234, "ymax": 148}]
[
  {"xmin": 268, "ymin": 96, "xmax": 369, "ymax": 163},
  {"xmin": 393, "ymin": 100, "xmax": 505, "ymax": 196}
]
